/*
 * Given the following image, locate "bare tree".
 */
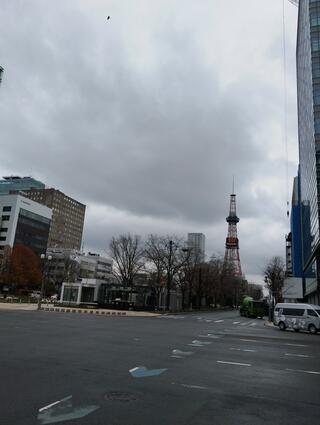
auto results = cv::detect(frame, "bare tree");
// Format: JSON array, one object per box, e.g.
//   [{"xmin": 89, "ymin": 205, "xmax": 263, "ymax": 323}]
[
  {"xmin": 263, "ymin": 256, "xmax": 285, "ymax": 318},
  {"xmin": 109, "ymin": 234, "xmax": 145, "ymax": 288},
  {"xmin": 144, "ymin": 234, "xmax": 189, "ymax": 310},
  {"xmin": 246, "ymin": 282, "xmax": 263, "ymax": 300},
  {"xmin": 144, "ymin": 234, "xmax": 166, "ymax": 309}
]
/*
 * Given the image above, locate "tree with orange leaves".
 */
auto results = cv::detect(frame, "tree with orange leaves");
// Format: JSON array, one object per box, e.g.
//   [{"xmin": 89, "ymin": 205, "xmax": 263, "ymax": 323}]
[{"xmin": 7, "ymin": 245, "xmax": 42, "ymax": 291}]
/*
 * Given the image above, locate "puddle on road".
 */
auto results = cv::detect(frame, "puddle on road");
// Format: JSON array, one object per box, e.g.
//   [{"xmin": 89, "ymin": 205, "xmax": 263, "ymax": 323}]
[
  {"xmin": 37, "ymin": 395, "xmax": 99, "ymax": 425},
  {"xmin": 129, "ymin": 366, "xmax": 167, "ymax": 378}
]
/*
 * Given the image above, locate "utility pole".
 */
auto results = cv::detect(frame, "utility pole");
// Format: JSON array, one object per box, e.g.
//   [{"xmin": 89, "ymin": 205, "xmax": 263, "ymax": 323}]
[{"xmin": 166, "ymin": 240, "xmax": 173, "ymax": 311}]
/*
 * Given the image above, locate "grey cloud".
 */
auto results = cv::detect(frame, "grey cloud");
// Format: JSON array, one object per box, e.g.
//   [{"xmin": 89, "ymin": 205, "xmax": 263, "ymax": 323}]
[{"xmin": 0, "ymin": 0, "xmax": 299, "ymax": 277}]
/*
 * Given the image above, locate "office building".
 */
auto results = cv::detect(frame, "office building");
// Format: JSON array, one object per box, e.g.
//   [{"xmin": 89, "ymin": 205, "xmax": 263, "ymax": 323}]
[
  {"xmin": 59, "ymin": 252, "xmax": 113, "ymax": 304},
  {"xmin": 291, "ymin": 172, "xmax": 303, "ymax": 277},
  {"xmin": 187, "ymin": 233, "xmax": 205, "ymax": 262},
  {"xmin": 0, "ymin": 194, "xmax": 52, "ymax": 256},
  {"xmin": 296, "ymin": 0, "xmax": 320, "ymax": 304},
  {"xmin": 0, "ymin": 176, "xmax": 45, "ymax": 195},
  {"xmin": 23, "ymin": 188, "xmax": 86, "ymax": 250}
]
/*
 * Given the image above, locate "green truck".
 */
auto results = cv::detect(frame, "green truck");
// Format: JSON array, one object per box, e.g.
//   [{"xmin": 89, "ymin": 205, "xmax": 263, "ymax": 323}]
[{"xmin": 239, "ymin": 296, "xmax": 266, "ymax": 318}]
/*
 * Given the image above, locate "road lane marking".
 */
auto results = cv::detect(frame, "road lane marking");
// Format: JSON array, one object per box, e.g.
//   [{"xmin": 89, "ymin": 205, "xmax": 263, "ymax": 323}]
[
  {"xmin": 214, "ymin": 320, "xmax": 224, "ymax": 323},
  {"xmin": 39, "ymin": 397, "xmax": 71, "ymax": 412},
  {"xmin": 286, "ymin": 368, "xmax": 320, "ymax": 375},
  {"xmin": 230, "ymin": 348, "xmax": 257, "ymax": 352},
  {"xmin": 180, "ymin": 384, "xmax": 208, "ymax": 390},
  {"xmin": 285, "ymin": 353, "xmax": 310, "ymax": 358},
  {"xmin": 38, "ymin": 395, "xmax": 99, "ymax": 424},
  {"xmin": 285, "ymin": 343, "xmax": 308, "ymax": 347},
  {"xmin": 233, "ymin": 321, "xmax": 240, "ymax": 324},
  {"xmin": 240, "ymin": 339, "xmax": 258, "ymax": 343},
  {"xmin": 198, "ymin": 334, "xmax": 221, "ymax": 339},
  {"xmin": 172, "ymin": 349, "xmax": 193, "ymax": 356},
  {"xmin": 217, "ymin": 360, "xmax": 251, "ymax": 367},
  {"xmin": 249, "ymin": 323, "xmax": 257, "ymax": 326}
]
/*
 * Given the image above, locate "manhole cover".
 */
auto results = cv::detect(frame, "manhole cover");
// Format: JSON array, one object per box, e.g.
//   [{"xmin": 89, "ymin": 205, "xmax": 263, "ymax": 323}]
[{"xmin": 104, "ymin": 392, "xmax": 138, "ymax": 402}]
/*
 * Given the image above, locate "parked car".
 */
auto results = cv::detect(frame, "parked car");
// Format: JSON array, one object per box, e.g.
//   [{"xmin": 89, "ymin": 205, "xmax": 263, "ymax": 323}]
[{"xmin": 274, "ymin": 303, "xmax": 320, "ymax": 334}]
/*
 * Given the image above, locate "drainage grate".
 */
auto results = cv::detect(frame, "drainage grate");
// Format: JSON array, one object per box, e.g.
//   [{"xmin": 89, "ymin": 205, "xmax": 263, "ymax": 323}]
[{"xmin": 104, "ymin": 392, "xmax": 138, "ymax": 402}]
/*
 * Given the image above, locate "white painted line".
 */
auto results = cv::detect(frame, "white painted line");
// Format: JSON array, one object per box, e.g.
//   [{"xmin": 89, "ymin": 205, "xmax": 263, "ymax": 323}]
[
  {"xmin": 241, "ymin": 322, "xmax": 250, "ymax": 326},
  {"xmin": 217, "ymin": 360, "xmax": 251, "ymax": 367},
  {"xmin": 240, "ymin": 339, "xmax": 258, "ymax": 343},
  {"xmin": 39, "ymin": 396, "xmax": 72, "ymax": 412},
  {"xmin": 214, "ymin": 320, "xmax": 224, "ymax": 323},
  {"xmin": 181, "ymin": 384, "xmax": 208, "ymax": 390},
  {"xmin": 285, "ymin": 353, "xmax": 310, "ymax": 358},
  {"xmin": 233, "ymin": 321, "xmax": 240, "ymax": 324},
  {"xmin": 285, "ymin": 343, "xmax": 308, "ymax": 347},
  {"xmin": 286, "ymin": 368, "xmax": 320, "ymax": 375},
  {"xmin": 249, "ymin": 323, "xmax": 257, "ymax": 327},
  {"xmin": 230, "ymin": 348, "xmax": 257, "ymax": 353},
  {"xmin": 129, "ymin": 367, "xmax": 140, "ymax": 373}
]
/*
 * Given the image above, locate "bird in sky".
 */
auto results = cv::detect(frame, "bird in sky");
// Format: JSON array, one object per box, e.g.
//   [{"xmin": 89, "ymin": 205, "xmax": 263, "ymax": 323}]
[{"xmin": 106, "ymin": 16, "xmax": 110, "ymax": 20}]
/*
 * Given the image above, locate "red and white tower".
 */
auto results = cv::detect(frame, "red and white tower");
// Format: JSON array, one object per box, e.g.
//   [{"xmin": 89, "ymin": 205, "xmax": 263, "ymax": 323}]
[{"xmin": 224, "ymin": 193, "xmax": 242, "ymax": 277}]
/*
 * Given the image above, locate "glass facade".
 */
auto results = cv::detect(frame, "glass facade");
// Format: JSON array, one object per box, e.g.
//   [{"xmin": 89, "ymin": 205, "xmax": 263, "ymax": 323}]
[
  {"xmin": 297, "ymin": 0, "xmax": 320, "ymax": 300},
  {"xmin": 0, "ymin": 176, "xmax": 45, "ymax": 195},
  {"xmin": 14, "ymin": 208, "xmax": 51, "ymax": 255}
]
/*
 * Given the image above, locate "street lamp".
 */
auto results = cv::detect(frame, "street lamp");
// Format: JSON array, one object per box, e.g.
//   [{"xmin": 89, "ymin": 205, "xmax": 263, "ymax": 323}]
[
  {"xmin": 0, "ymin": 66, "xmax": 3, "ymax": 87},
  {"xmin": 37, "ymin": 253, "xmax": 52, "ymax": 310}
]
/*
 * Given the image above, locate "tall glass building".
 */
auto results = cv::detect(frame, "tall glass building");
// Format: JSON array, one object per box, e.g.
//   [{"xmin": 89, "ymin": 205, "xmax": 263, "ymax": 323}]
[
  {"xmin": 296, "ymin": 0, "xmax": 320, "ymax": 303},
  {"xmin": 0, "ymin": 176, "xmax": 45, "ymax": 195}
]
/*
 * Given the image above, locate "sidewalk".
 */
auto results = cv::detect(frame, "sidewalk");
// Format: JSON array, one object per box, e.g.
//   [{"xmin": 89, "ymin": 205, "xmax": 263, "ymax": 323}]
[
  {"xmin": 0, "ymin": 302, "xmax": 160, "ymax": 317},
  {"xmin": 0, "ymin": 302, "xmax": 37, "ymax": 311}
]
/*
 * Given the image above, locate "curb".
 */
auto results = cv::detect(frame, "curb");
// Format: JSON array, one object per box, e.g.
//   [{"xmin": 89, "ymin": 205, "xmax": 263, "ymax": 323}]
[{"xmin": 40, "ymin": 307, "xmax": 127, "ymax": 316}]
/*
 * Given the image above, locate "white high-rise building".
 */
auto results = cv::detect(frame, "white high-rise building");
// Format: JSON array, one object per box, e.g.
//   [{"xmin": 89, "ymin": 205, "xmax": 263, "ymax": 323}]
[{"xmin": 187, "ymin": 233, "xmax": 205, "ymax": 262}]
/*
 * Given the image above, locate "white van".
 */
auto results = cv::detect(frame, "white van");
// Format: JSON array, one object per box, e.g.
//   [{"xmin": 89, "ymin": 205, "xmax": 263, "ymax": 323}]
[{"xmin": 274, "ymin": 303, "xmax": 320, "ymax": 334}]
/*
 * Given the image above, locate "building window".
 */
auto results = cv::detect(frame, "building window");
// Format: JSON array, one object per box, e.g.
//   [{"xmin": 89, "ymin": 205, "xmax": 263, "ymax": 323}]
[
  {"xmin": 1, "ymin": 215, "xmax": 10, "ymax": 221},
  {"xmin": 0, "ymin": 228, "xmax": 8, "ymax": 232},
  {"xmin": 0, "ymin": 236, "xmax": 6, "ymax": 241},
  {"xmin": 2, "ymin": 206, "xmax": 11, "ymax": 212}
]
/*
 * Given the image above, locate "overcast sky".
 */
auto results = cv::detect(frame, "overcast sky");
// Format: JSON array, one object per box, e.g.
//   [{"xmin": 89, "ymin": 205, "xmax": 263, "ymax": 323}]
[{"xmin": 0, "ymin": 0, "xmax": 299, "ymax": 285}]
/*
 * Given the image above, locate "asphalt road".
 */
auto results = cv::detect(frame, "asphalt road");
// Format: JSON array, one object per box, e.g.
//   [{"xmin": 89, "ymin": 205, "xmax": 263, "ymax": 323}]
[{"xmin": 1, "ymin": 309, "xmax": 319, "ymax": 425}]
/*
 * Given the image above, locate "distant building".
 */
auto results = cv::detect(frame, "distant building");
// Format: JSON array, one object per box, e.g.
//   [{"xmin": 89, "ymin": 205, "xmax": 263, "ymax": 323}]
[
  {"xmin": 47, "ymin": 249, "xmax": 112, "ymax": 286},
  {"xmin": 283, "ymin": 172, "xmax": 303, "ymax": 302},
  {"xmin": 23, "ymin": 188, "xmax": 86, "ymax": 250},
  {"xmin": 291, "ymin": 172, "xmax": 303, "ymax": 277},
  {"xmin": 187, "ymin": 233, "xmax": 205, "ymax": 262},
  {"xmin": 0, "ymin": 194, "xmax": 52, "ymax": 256},
  {"xmin": 59, "ymin": 252, "xmax": 113, "ymax": 304},
  {"xmin": 0, "ymin": 176, "xmax": 45, "ymax": 195}
]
